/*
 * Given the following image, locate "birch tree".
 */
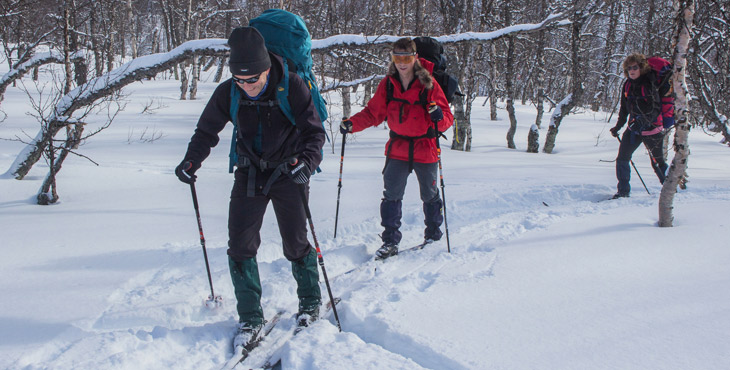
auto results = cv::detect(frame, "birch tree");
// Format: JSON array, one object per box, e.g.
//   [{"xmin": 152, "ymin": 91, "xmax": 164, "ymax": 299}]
[
  {"xmin": 658, "ymin": 0, "xmax": 694, "ymax": 227},
  {"xmin": 543, "ymin": 0, "xmax": 586, "ymax": 154},
  {"xmin": 503, "ymin": 0, "xmax": 518, "ymax": 149}
]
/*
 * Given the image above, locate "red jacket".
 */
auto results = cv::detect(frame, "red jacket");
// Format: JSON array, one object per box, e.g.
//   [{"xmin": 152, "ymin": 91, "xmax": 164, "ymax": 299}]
[{"xmin": 349, "ymin": 59, "xmax": 454, "ymax": 163}]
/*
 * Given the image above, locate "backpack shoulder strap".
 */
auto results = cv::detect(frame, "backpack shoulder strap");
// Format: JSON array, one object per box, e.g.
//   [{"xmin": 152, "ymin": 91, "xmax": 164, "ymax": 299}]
[
  {"xmin": 385, "ymin": 77, "xmax": 429, "ymax": 108},
  {"xmin": 386, "ymin": 78, "xmax": 394, "ymax": 106},
  {"xmin": 418, "ymin": 87, "xmax": 428, "ymax": 108},
  {"xmin": 277, "ymin": 58, "xmax": 296, "ymax": 125},
  {"xmin": 229, "ymin": 81, "xmax": 241, "ymax": 173}
]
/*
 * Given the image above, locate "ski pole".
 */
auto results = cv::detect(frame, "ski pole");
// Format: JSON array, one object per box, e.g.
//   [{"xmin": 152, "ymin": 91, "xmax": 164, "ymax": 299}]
[
  {"xmin": 333, "ymin": 134, "xmax": 346, "ymax": 239},
  {"xmin": 189, "ymin": 182, "xmax": 222, "ymax": 308},
  {"xmin": 292, "ymin": 163, "xmax": 341, "ymax": 331},
  {"xmin": 428, "ymin": 103, "xmax": 451, "ymax": 253},
  {"xmin": 616, "ymin": 136, "xmax": 651, "ymax": 195}
]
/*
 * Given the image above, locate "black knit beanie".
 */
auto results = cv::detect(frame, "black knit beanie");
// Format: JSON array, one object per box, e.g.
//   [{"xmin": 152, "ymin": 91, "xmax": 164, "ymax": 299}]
[{"xmin": 228, "ymin": 27, "xmax": 271, "ymax": 76}]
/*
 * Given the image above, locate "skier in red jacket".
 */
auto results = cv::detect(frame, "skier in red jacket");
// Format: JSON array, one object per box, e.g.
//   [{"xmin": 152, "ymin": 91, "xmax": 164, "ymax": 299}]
[{"xmin": 340, "ymin": 37, "xmax": 454, "ymax": 259}]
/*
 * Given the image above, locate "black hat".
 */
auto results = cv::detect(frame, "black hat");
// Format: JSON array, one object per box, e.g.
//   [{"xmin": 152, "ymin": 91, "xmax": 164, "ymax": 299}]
[{"xmin": 228, "ymin": 27, "xmax": 271, "ymax": 76}]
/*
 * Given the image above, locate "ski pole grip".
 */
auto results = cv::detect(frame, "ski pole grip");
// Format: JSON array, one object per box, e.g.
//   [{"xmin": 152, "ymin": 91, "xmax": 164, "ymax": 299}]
[{"xmin": 427, "ymin": 101, "xmax": 438, "ymax": 113}]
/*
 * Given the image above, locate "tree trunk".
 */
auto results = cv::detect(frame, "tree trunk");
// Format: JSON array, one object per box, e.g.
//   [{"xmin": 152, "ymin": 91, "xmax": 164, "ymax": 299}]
[
  {"xmin": 69, "ymin": 8, "xmax": 87, "ymax": 87},
  {"xmin": 543, "ymin": 2, "xmax": 584, "ymax": 153},
  {"xmin": 63, "ymin": 3, "xmax": 73, "ymax": 95},
  {"xmin": 214, "ymin": 57, "xmax": 225, "ymax": 83},
  {"xmin": 126, "ymin": 0, "xmax": 138, "ymax": 59},
  {"xmin": 658, "ymin": 0, "xmax": 694, "ymax": 227},
  {"xmin": 342, "ymin": 86, "xmax": 351, "ymax": 118},
  {"xmin": 593, "ymin": 1, "xmax": 619, "ymax": 112},
  {"xmin": 646, "ymin": 0, "xmax": 657, "ymax": 55},
  {"xmin": 451, "ymin": 94, "xmax": 470, "ymax": 151},
  {"xmin": 534, "ymin": 28, "xmax": 545, "ymax": 129},
  {"xmin": 506, "ymin": 99, "xmax": 517, "ymax": 149},
  {"xmin": 363, "ymin": 80, "xmax": 372, "ymax": 106},
  {"xmin": 37, "ymin": 134, "xmax": 58, "ymax": 205},
  {"xmin": 37, "ymin": 122, "xmax": 85, "ymax": 205},
  {"xmin": 189, "ymin": 20, "xmax": 201, "ymax": 100},
  {"xmin": 489, "ymin": 43, "xmax": 498, "ymax": 121},
  {"xmin": 543, "ymin": 94, "xmax": 574, "ymax": 153},
  {"xmin": 189, "ymin": 57, "xmax": 199, "ymax": 100},
  {"xmin": 90, "ymin": 6, "xmax": 103, "ymax": 77},
  {"xmin": 414, "ymin": 0, "xmax": 424, "ymax": 35},
  {"xmin": 531, "ymin": 1, "xmax": 546, "ymax": 128},
  {"xmin": 504, "ymin": 8, "xmax": 517, "ymax": 149},
  {"xmin": 527, "ymin": 124, "xmax": 539, "ymax": 153},
  {"xmin": 179, "ymin": 63, "xmax": 188, "ymax": 100}
]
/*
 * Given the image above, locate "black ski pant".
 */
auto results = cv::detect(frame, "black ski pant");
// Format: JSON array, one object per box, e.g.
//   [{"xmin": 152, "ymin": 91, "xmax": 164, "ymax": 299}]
[
  {"xmin": 227, "ymin": 167, "xmax": 321, "ymax": 325},
  {"xmin": 616, "ymin": 129, "xmax": 668, "ymax": 194},
  {"xmin": 228, "ymin": 167, "xmax": 311, "ymax": 262}
]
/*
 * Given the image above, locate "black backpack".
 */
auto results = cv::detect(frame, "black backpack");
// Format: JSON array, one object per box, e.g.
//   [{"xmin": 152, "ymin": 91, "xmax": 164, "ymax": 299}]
[{"xmin": 413, "ymin": 37, "xmax": 462, "ymax": 103}]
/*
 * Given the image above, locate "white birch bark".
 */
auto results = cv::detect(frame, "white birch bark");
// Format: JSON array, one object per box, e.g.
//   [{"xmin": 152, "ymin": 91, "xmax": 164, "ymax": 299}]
[{"xmin": 658, "ymin": 0, "xmax": 695, "ymax": 227}]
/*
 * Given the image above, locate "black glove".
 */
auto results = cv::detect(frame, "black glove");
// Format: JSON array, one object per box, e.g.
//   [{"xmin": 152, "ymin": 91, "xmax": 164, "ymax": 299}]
[
  {"xmin": 175, "ymin": 160, "xmax": 200, "ymax": 184},
  {"xmin": 609, "ymin": 126, "xmax": 620, "ymax": 138},
  {"xmin": 340, "ymin": 118, "xmax": 353, "ymax": 135},
  {"xmin": 288, "ymin": 160, "xmax": 312, "ymax": 184},
  {"xmin": 427, "ymin": 102, "xmax": 443, "ymax": 123}
]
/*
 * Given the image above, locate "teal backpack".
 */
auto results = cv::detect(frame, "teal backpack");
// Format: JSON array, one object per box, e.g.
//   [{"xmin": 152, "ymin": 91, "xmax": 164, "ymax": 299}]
[{"xmin": 228, "ymin": 9, "xmax": 329, "ymax": 173}]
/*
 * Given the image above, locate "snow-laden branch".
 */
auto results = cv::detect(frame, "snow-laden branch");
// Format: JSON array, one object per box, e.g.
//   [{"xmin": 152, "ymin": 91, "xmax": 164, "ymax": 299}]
[
  {"xmin": 696, "ymin": 53, "xmax": 720, "ymax": 75},
  {"xmin": 310, "ymin": 13, "xmax": 571, "ymax": 51},
  {"xmin": 321, "ymin": 74, "xmax": 384, "ymax": 92},
  {"xmin": 5, "ymin": 39, "xmax": 229, "ymax": 179},
  {"xmin": 4, "ymin": 6, "xmax": 578, "ymax": 179},
  {"xmin": 549, "ymin": 94, "xmax": 574, "ymax": 128},
  {"xmin": 56, "ymin": 39, "xmax": 229, "ymax": 116},
  {"xmin": 0, "ymin": 50, "xmax": 84, "ymax": 103}
]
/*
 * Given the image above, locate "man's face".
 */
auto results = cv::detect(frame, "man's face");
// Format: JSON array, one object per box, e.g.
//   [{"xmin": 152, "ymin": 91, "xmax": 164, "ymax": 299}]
[{"xmin": 234, "ymin": 69, "xmax": 269, "ymax": 96}]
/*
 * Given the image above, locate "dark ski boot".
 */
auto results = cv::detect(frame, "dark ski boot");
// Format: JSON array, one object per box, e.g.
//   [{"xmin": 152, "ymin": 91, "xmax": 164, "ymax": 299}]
[{"xmin": 375, "ymin": 243, "xmax": 399, "ymax": 259}]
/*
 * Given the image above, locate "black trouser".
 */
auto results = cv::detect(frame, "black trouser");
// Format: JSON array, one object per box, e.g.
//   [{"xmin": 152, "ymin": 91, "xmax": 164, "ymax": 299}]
[
  {"xmin": 228, "ymin": 167, "xmax": 311, "ymax": 262},
  {"xmin": 616, "ymin": 129, "xmax": 668, "ymax": 194},
  {"xmin": 227, "ymin": 167, "xmax": 320, "ymax": 325},
  {"xmin": 381, "ymin": 158, "xmax": 443, "ymax": 244}
]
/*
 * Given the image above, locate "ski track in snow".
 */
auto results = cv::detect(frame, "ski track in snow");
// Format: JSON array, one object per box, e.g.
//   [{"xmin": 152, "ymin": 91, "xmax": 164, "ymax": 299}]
[
  {"xmin": 8, "ymin": 182, "xmax": 723, "ymax": 369},
  {"xmin": 9, "ymin": 179, "xmax": 729, "ymax": 369}
]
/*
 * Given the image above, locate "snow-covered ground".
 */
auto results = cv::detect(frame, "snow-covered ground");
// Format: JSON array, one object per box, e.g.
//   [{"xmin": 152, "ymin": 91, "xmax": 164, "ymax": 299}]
[{"xmin": 1, "ymin": 70, "xmax": 729, "ymax": 370}]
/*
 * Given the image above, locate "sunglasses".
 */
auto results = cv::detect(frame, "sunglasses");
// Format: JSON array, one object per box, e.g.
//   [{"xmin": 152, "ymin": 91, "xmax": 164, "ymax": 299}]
[
  {"xmin": 391, "ymin": 52, "xmax": 416, "ymax": 64},
  {"xmin": 232, "ymin": 73, "xmax": 263, "ymax": 84},
  {"xmin": 625, "ymin": 65, "xmax": 640, "ymax": 72}
]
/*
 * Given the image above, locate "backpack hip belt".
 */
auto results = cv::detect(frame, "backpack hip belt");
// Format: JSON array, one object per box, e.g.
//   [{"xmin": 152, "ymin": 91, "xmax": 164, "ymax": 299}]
[
  {"xmin": 237, "ymin": 156, "xmax": 296, "ymax": 197},
  {"xmin": 384, "ymin": 130, "xmax": 437, "ymax": 174}
]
